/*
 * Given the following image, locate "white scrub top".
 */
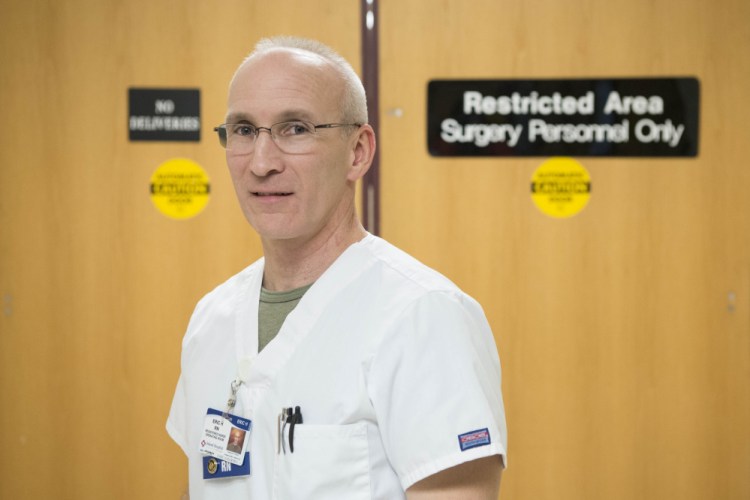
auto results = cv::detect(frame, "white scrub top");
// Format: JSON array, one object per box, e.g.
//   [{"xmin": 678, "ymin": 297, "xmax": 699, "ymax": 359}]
[{"xmin": 167, "ymin": 234, "xmax": 507, "ymax": 499}]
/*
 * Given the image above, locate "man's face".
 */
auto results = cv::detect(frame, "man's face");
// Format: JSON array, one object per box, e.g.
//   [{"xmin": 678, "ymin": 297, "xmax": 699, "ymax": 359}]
[
  {"xmin": 229, "ymin": 428, "xmax": 244, "ymax": 446},
  {"xmin": 224, "ymin": 49, "xmax": 359, "ymax": 245}
]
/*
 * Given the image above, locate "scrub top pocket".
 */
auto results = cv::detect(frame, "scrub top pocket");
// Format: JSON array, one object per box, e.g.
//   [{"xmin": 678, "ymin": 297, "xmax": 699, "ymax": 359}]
[{"xmin": 273, "ymin": 422, "xmax": 371, "ymax": 500}]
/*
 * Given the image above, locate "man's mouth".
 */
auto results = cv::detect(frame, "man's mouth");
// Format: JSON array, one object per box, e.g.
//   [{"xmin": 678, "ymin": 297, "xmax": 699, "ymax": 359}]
[{"xmin": 253, "ymin": 192, "xmax": 292, "ymax": 196}]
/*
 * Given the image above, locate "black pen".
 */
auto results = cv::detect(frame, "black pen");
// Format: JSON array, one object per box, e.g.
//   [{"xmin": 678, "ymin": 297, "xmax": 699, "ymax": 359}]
[{"xmin": 289, "ymin": 406, "xmax": 303, "ymax": 453}]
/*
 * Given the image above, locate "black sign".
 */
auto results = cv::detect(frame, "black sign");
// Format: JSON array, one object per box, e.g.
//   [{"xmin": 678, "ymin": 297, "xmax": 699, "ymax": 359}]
[
  {"xmin": 428, "ymin": 78, "xmax": 699, "ymax": 157},
  {"xmin": 129, "ymin": 88, "xmax": 201, "ymax": 142}
]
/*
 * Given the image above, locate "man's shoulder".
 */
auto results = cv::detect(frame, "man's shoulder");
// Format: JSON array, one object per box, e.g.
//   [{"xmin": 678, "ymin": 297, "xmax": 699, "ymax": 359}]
[
  {"xmin": 180, "ymin": 258, "xmax": 263, "ymax": 346},
  {"xmin": 193, "ymin": 258, "xmax": 263, "ymax": 311},
  {"xmin": 359, "ymin": 235, "xmax": 461, "ymax": 295}
]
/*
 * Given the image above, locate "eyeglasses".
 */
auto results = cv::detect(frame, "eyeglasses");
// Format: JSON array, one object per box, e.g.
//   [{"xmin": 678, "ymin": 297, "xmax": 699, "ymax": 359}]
[{"xmin": 213, "ymin": 120, "xmax": 361, "ymax": 155}]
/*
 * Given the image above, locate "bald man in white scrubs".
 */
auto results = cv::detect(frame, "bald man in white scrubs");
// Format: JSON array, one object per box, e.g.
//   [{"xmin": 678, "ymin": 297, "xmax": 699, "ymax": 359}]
[{"xmin": 167, "ymin": 36, "xmax": 507, "ymax": 499}]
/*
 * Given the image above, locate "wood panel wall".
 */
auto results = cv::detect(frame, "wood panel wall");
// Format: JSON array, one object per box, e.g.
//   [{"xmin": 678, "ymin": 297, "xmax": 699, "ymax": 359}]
[{"xmin": 1, "ymin": 1, "xmax": 748, "ymax": 499}]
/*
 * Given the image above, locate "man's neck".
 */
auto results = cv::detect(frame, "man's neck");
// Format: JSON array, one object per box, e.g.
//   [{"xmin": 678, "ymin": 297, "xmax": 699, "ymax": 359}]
[{"xmin": 261, "ymin": 217, "xmax": 367, "ymax": 292}]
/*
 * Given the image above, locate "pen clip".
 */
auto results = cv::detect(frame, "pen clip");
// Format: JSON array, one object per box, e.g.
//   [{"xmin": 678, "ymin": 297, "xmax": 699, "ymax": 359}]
[
  {"xmin": 281, "ymin": 407, "xmax": 293, "ymax": 454},
  {"xmin": 277, "ymin": 409, "xmax": 285, "ymax": 455}
]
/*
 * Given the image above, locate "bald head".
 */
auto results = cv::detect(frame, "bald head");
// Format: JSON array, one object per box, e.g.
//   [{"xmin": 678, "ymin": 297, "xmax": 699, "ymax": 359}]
[{"xmin": 231, "ymin": 36, "xmax": 369, "ymax": 125}]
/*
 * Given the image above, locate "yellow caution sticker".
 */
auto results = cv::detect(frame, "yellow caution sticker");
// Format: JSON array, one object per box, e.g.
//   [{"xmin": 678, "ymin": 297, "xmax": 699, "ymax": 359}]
[
  {"xmin": 150, "ymin": 158, "xmax": 210, "ymax": 219},
  {"xmin": 531, "ymin": 157, "xmax": 591, "ymax": 218}
]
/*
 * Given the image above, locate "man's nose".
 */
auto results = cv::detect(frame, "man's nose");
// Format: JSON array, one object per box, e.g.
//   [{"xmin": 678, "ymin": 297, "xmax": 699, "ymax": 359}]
[{"xmin": 249, "ymin": 130, "xmax": 284, "ymax": 176}]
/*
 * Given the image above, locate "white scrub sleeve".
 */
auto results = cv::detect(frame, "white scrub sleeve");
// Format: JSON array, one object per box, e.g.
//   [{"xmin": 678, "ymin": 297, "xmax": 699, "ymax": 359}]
[{"xmin": 368, "ymin": 290, "xmax": 508, "ymax": 490}]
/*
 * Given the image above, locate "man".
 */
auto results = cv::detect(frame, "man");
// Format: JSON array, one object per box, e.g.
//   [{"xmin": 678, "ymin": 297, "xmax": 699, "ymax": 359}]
[{"xmin": 167, "ymin": 36, "xmax": 507, "ymax": 499}]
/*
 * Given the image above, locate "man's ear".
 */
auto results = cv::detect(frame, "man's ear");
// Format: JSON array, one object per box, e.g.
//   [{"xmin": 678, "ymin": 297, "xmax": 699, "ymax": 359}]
[{"xmin": 347, "ymin": 124, "xmax": 376, "ymax": 182}]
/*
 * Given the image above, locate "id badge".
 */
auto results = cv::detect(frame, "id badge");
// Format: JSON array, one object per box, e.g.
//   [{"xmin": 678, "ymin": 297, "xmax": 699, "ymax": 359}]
[{"xmin": 199, "ymin": 408, "xmax": 251, "ymax": 466}]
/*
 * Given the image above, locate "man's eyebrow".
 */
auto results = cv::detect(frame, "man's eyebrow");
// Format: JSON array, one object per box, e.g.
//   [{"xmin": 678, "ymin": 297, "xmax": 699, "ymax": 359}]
[
  {"xmin": 224, "ymin": 109, "xmax": 317, "ymax": 124},
  {"xmin": 224, "ymin": 112, "xmax": 253, "ymax": 124},
  {"xmin": 276, "ymin": 109, "xmax": 316, "ymax": 122}
]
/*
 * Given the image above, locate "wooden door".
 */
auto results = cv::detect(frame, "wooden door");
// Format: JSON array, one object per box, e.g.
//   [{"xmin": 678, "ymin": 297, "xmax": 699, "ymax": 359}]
[
  {"xmin": 0, "ymin": 1, "xmax": 359, "ymax": 498},
  {"xmin": 378, "ymin": 1, "xmax": 750, "ymax": 499}
]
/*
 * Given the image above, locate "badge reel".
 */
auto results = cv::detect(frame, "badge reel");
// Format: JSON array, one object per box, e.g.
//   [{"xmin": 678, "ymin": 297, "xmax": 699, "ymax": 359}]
[{"xmin": 199, "ymin": 378, "xmax": 252, "ymax": 479}]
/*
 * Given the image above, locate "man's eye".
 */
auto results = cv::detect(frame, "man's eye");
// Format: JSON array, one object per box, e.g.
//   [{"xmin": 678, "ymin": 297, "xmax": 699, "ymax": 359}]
[
  {"xmin": 233, "ymin": 125, "xmax": 255, "ymax": 137},
  {"xmin": 279, "ymin": 122, "xmax": 313, "ymax": 136}
]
